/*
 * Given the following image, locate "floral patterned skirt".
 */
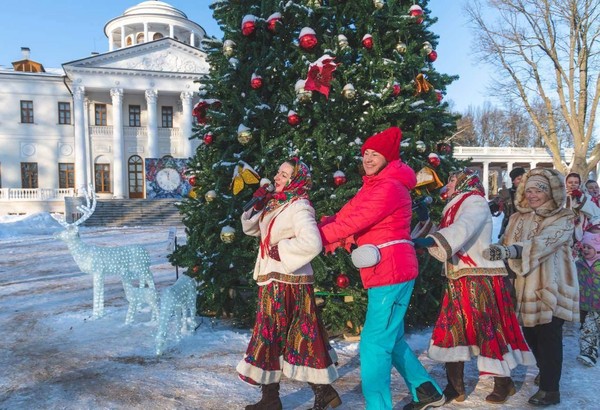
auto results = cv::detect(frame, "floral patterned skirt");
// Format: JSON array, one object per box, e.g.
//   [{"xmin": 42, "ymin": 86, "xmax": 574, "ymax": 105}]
[
  {"xmin": 428, "ymin": 275, "xmax": 536, "ymax": 377},
  {"xmin": 237, "ymin": 281, "xmax": 339, "ymax": 385}
]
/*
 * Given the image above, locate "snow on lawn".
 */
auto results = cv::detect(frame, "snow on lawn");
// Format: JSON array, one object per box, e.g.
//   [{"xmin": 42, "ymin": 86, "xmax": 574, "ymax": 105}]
[{"xmin": 0, "ymin": 213, "xmax": 598, "ymax": 409}]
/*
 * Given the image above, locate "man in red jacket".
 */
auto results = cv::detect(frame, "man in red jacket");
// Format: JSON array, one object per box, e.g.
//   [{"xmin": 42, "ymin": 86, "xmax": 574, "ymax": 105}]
[{"xmin": 319, "ymin": 127, "xmax": 444, "ymax": 410}]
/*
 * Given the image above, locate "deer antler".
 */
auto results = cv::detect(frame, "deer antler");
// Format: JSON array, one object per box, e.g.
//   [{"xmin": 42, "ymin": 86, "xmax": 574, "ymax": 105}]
[{"xmin": 73, "ymin": 184, "xmax": 97, "ymax": 227}]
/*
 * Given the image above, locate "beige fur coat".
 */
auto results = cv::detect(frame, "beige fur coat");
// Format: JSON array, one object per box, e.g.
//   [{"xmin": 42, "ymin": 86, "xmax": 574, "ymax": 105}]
[{"xmin": 503, "ymin": 168, "xmax": 579, "ymax": 327}]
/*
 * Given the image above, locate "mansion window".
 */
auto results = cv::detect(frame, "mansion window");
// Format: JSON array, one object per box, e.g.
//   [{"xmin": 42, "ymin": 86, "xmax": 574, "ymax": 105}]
[
  {"xmin": 58, "ymin": 163, "xmax": 75, "ymax": 189},
  {"xmin": 153, "ymin": 33, "xmax": 163, "ymax": 40},
  {"xmin": 129, "ymin": 105, "xmax": 141, "ymax": 127},
  {"xmin": 95, "ymin": 104, "xmax": 107, "ymax": 126},
  {"xmin": 95, "ymin": 164, "xmax": 111, "ymax": 193},
  {"xmin": 21, "ymin": 162, "xmax": 38, "ymax": 188},
  {"xmin": 58, "ymin": 102, "xmax": 71, "ymax": 125},
  {"xmin": 161, "ymin": 106, "xmax": 173, "ymax": 128},
  {"xmin": 136, "ymin": 33, "xmax": 145, "ymax": 43},
  {"xmin": 20, "ymin": 100, "xmax": 34, "ymax": 123}
]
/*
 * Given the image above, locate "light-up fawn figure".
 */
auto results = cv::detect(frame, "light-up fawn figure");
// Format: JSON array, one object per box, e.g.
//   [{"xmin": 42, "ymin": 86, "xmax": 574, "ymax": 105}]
[
  {"xmin": 53, "ymin": 186, "xmax": 158, "ymax": 323},
  {"xmin": 155, "ymin": 274, "xmax": 197, "ymax": 355}
]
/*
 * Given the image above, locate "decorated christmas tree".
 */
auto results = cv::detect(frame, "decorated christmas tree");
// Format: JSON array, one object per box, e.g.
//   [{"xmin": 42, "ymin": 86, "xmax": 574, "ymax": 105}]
[{"xmin": 170, "ymin": 0, "xmax": 462, "ymax": 335}]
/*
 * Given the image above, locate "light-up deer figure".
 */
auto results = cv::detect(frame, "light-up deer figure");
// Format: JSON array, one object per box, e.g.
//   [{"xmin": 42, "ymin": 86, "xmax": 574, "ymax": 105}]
[{"xmin": 53, "ymin": 186, "xmax": 158, "ymax": 323}]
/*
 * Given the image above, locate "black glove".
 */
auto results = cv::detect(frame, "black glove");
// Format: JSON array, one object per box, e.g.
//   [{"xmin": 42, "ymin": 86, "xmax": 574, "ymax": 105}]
[
  {"xmin": 413, "ymin": 237, "xmax": 435, "ymax": 249},
  {"xmin": 252, "ymin": 184, "xmax": 273, "ymax": 211},
  {"xmin": 482, "ymin": 244, "xmax": 522, "ymax": 261},
  {"xmin": 415, "ymin": 202, "xmax": 430, "ymax": 222}
]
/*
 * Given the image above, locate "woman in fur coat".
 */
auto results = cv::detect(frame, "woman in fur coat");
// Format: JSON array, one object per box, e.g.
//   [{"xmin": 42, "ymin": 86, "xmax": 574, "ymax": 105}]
[
  {"xmin": 237, "ymin": 158, "xmax": 340, "ymax": 410},
  {"xmin": 413, "ymin": 168, "xmax": 535, "ymax": 405},
  {"xmin": 484, "ymin": 168, "xmax": 580, "ymax": 406}
]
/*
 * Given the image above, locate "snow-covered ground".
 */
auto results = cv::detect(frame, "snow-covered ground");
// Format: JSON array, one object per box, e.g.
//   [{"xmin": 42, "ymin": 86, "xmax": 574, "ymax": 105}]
[{"xmin": 0, "ymin": 213, "xmax": 598, "ymax": 409}]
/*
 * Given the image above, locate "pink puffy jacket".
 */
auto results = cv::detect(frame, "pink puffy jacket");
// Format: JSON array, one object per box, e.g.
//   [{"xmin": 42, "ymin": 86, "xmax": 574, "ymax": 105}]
[{"xmin": 319, "ymin": 160, "xmax": 418, "ymax": 288}]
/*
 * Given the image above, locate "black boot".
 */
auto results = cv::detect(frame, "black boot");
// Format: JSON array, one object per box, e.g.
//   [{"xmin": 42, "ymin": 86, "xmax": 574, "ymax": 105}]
[
  {"xmin": 485, "ymin": 377, "xmax": 516, "ymax": 404},
  {"xmin": 528, "ymin": 390, "xmax": 560, "ymax": 406},
  {"xmin": 442, "ymin": 362, "xmax": 465, "ymax": 403},
  {"xmin": 245, "ymin": 383, "xmax": 282, "ymax": 410},
  {"xmin": 403, "ymin": 381, "xmax": 445, "ymax": 410},
  {"xmin": 308, "ymin": 383, "xmax": 342, "ymax": 410}
]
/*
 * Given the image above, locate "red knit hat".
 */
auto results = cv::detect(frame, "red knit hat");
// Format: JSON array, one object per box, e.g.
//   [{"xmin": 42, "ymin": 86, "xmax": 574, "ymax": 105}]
[{"xmin": 361, "ymin": 127, "xmax": 402, "ymax": 162}]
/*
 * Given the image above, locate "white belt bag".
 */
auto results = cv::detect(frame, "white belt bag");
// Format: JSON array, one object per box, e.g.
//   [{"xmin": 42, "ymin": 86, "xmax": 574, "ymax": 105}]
[{"xmin": 351, "ymin": 239, "xmax": 414, "ymax": 268}]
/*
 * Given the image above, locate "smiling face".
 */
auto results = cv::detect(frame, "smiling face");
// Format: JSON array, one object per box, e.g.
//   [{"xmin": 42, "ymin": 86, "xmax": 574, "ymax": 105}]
[
  {"xmin": 525, "ymin": 187, "xmax": 551, "ymax": 210},
  {"xmin": 362, "ymin": 149, "xmax": 388, "ymax": 176},
  {"xmin": 581, "ymin": 243, "xmax": 597, "ymax": 261},
  {"xmin": 566, "ymin": 175, "xmax": 580, "ymax": 194},
  {"xmin": 274, "ymin": 162, "xmax": 294, "ymax": 193},
  {"xmin": 586, "ymin": 181, "xmax": 600, "ymax": 198}
]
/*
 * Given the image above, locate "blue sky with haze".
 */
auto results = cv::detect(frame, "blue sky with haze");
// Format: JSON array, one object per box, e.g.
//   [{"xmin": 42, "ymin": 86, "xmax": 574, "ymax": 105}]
[{"xmin": 0, "ymin": 0, "xmax": 494, "ymax": 112}]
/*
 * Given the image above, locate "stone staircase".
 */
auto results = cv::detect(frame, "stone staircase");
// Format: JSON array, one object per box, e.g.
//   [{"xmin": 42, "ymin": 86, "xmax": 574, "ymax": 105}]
[{"xmin": 68, "ymin": 199, "xmax": 184, "ymax": 227}]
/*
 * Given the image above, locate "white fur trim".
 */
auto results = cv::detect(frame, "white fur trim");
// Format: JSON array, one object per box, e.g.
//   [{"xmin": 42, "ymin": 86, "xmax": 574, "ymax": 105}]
[
  {"xmin": 428, "ymin": 342, "xmax": 536, "ymax": 377},
  {"xmin": 237, "ymin": 353, "xmax": 339, "ymax": 385}
]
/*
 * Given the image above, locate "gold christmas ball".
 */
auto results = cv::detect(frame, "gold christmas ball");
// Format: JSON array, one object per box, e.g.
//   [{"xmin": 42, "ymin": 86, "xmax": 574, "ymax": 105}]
[
  {"xmin": 223, "ymin": 40, "xmax": 236, "ymax": 57},
  {"xmin": 220, "ymin": 226, "xmax": 236, "ymax": 243},
  {"xmin": 237, "ymin": 130, "xmax": 252, "ymax": 144},
  {"xmin": 416, "ymin": 140, "xmax": 427, "ymax": 153},
  {"xmin": 205, "ymin": 190, "xmax": 217, "ymax": 202},
  {"xmin": 395, "ymin": 41, "xmax": 407, "ymax": 54},
  {"xmin": 373, "ymin": 0, "xmax": 385, "ymax": 9},
  {"xmin": 342, "ymin": 83, "xmax": 356, "ymax": 100},
  {"xmin": 422, "ymin": 41, "xmax": 433, "ymax": 56},
  {"xmin": 189, "ymin": 188, "xmax": 200, "ymax": 199},
  {"xmin": 307, "ymin": 0, "xmax": 322, "ymax": 7}
]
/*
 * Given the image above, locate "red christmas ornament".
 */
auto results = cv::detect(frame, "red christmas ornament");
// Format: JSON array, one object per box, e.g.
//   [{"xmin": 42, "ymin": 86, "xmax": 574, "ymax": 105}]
[
  {"xmin": 188, "ymin": 176, "xmax": 197, "ymax": 186},
  {"xmin": 428, "ymin": 153, "xmax": 441, "ymax": 168},
  {"xmin": 192, "ymin": 265, "xmax": 200, "ymax": 273},
  {"xmin": 362, "ymin": 34, "xmax": 374, "ymax": 50},
  {"xmin": 336, "ymin": 273, "xmax": 350, "ymax": 288},
  {"xmin": 436, "ymin": 89, "xmax": 443, "ymax": 103},
  {"xmin": 287, "ymin": 110, "xmax": 301, "ymax": 126},
  {"xmin": 333, "ymin": 170, "xmax": 347, "ymax": 186},
  {"xmin": 193, "ymin": 101, "xmax": 209, "ymax": 124},
  {"xmin": 440, "ymin": 190, "xmax": 449, "ymax": 201},
  {"xmin": 241, "ymin": 15, "xmax": 257, "ymax": 36},
  {"xmin": 409, "ymin": 5, "xmax": 424, "ymax": 24},
  {"xmin": 299, "ymin": 27, "xmax": 318, "ymax": 50},
  {"xmin": 427, "ymin": 50, "xmax": 438, "ymax": 62},
  {"xmin": 250, "ymin": 74, "xmax": 263, "ymax": 89},
  {"xmin": 437, "ymin": 142, "xmax": 452, "ymax": 154},
  {"xmin": 267, "ymin": 12, "xmax": 281, "ymax": 33},
  {"xmin": 392, "ymin": 83, "xmax": 401, "ymax": 96},
  {"xmin": 203, "ymin": 133, "xmax": 213, "ymax": 145}
]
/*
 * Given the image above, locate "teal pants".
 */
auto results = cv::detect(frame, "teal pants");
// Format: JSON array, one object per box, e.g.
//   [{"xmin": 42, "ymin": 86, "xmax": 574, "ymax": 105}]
[{"xmin": 360, "ymin": 280, "xmax": 441, "ymax": 410}]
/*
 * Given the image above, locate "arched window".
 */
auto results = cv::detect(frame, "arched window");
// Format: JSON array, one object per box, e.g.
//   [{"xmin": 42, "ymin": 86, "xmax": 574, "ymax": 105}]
[
  {"xmin": 126, "ymin": 36, "xmax": 133, "ymax": 46},
  {"xmin": 136, "ymin": 33, "xmax": 145, "ymax": 43},
  {"xmin": 153, "ymin": 32, "xmax": 163, "ymax": 41}
]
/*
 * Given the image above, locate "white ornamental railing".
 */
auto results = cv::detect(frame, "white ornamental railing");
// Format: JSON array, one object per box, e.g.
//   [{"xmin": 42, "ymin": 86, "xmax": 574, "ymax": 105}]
[
  {"xmin": 0, "ymin": 188, "xmax": 75, "ymax": 201},
  {"xmin": 89, "ymin": 126, "xmax": 180, "ymax": 139}
]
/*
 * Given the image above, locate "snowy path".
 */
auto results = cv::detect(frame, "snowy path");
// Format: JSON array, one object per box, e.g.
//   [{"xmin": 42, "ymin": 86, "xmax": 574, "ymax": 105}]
[{"xmin": 0, "ymin": 220, "xmax": 598, "ymax": 409}]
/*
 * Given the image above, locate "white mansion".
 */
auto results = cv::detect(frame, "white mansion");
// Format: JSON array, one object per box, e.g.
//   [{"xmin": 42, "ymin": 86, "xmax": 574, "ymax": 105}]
[{"xmin": 0, "ymin": 1, "xmax": 209, "ymax": 214}]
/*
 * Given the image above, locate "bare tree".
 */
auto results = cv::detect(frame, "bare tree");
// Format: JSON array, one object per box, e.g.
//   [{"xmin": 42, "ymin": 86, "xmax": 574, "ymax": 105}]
[{"xmin": 466, "ymin": 0, "xmax": 600, "ymax": 176}]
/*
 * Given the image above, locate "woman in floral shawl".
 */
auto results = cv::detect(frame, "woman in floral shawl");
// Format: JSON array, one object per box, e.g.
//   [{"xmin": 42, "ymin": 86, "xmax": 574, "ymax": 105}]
[
  {"xmin": 237, "ymin": 158, "xmax": 341, "ymax": 410},
  {"xmin": 413, "ymin": 168, "xmax": 535, "ymax": 405}
]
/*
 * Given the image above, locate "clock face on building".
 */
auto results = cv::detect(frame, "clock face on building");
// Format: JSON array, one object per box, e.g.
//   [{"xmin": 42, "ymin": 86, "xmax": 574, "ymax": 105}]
[{"xmin": 156, "ymin": 168, "xmax": 182, "ymax": 191}]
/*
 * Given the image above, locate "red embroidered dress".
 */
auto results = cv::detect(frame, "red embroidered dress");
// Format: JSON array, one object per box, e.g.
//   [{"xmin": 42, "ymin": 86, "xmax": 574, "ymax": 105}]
[{"xmin": 426, "ymin": 170, "xmax": 535, "ymax": 376}]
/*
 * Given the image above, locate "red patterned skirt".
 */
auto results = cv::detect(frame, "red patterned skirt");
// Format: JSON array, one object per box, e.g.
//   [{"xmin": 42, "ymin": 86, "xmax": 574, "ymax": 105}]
[
  {"xmin": 237, "ymin": 281, "xmax": 339, "ymax": 385},
  {"xmin": 428, "ymin": 275, "xmax": 536, "ymax": 377}
]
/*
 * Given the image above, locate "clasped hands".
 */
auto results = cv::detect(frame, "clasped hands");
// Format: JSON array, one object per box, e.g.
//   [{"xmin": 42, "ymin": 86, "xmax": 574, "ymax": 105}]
[{"xmin": 482, "ymin": 244, "xmax": 522, "ymax": 261}]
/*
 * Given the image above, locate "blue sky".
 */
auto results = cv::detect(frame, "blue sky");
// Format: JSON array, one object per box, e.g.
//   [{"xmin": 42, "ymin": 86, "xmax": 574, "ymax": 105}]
[{"xmin": 0, "ymin": 0, "xmax": 493, "ymax": 112}]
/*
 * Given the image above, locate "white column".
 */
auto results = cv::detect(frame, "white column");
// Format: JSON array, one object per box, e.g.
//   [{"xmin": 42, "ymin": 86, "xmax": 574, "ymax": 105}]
[
  {"xmin": 530, "ymin": 161, "xmax": 538, "ymax": 170},
  {"xmin": 180, "ymin": 91, "xmax": 194, "ymax": 158},
  {"xmin": 121, "ymin": 25, "xmax": 126, "ymax": 48},
  {"xmin": 73, "ymin": 86, "xmax": 88, "ymax": 195},
  {"xmin": 506, "ymin": 161, "xmax": 514, "ymax": 188},
  {"xmin": 169, "ymin": 24, "xmax": 174, "ymax": 38},
  {"xmin": 145, "ymin": 89, "xmax": 159, "ymax": 158},
  {"xmin": 144, "ymin": 22, "xmax": 148, "ymax": 43},
  {"xmin": 483, "ymin": 161, "xmax": 490, "ymax": 198},
  {"xmin": 111, "ymin": 88, "xmax": 125, "ymax": 198},
  {"xmin": 84, "ymin": 98, "xmax": 92, "ymax": 188},
  {"xmin": 109, "ymin": 31, "xmax": 114, "ymax": 52},
  {"xmin": 190, "ymin": 31, "xmax": 195, "ymax": 47}
]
